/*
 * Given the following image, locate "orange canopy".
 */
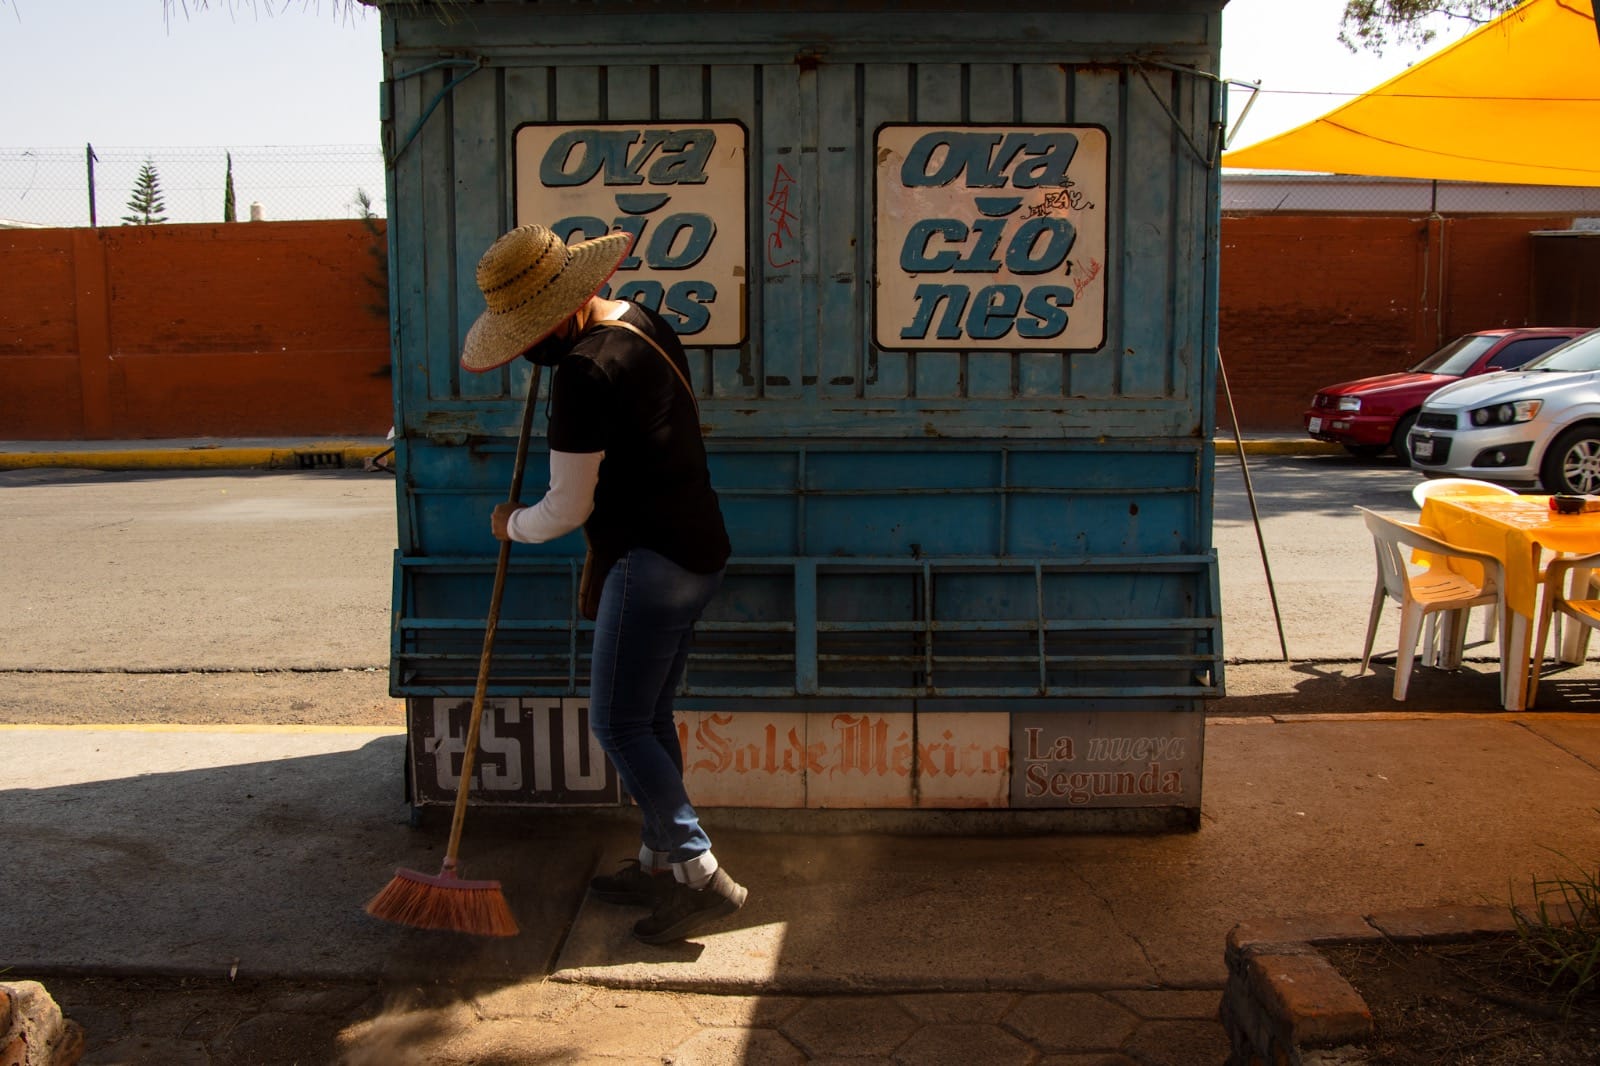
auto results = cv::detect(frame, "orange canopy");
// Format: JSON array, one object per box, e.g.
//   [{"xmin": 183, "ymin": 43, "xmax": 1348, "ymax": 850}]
[{"xmin": 1222, "ymin": 0, "xmax": 1600, "ymax": 187}]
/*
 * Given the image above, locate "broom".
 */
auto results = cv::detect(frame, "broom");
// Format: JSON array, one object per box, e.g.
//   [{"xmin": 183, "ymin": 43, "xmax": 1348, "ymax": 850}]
[{"xmin": 365, "ymin": 367, "xmax": 542, "ymax": 937}]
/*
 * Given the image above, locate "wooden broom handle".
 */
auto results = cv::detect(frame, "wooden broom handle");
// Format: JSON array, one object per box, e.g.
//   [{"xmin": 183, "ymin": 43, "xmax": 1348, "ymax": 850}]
[{"xmin": 444, "ymin": 366, "xmax": 542, "ymax": 870}]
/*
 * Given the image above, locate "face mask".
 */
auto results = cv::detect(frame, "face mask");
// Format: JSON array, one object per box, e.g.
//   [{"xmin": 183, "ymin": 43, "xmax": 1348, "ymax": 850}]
[{"xmin": 521, "ymin": 319, "xmax": 578, "ymax": 367}]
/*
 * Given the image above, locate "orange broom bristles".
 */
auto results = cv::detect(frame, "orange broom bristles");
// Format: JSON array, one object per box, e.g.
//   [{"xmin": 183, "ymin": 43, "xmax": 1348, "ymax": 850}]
[
  {"xmin": 369, "ymin": 378, "xmax": 541, "ymax": 941},
  {"xmin": 364, "ymin": 865, "xmax": 520, "ymax": 937}
]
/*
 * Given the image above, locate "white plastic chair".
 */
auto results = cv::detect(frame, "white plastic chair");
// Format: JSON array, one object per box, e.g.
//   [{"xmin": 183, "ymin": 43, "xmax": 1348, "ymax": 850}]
[
  {"xmin": 1527, "ymin": 550, "xmax": 1600, "ymax": 707},
  {"xmin": 1357, "ymin": 506, "xmax": 1509, "ymax": 701},
  {"xmin": 1410, "ymin": 478, "xmax": 1519, "ymax": 658}
]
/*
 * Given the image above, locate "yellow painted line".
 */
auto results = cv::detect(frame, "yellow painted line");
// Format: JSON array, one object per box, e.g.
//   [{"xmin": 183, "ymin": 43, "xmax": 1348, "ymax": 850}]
[
  {"xmin": 0, "ymin": 443, "xmax": 388, "ymax": 472},
  {"xmin": 0, "ymin": 449, "xmax": 274, "ymax": 470},
  {"xmin": 0, "ymin": 723, "xmax": 404, "ymax": 735},
  {"xmin": 1216, "ymin": 440, "xmax": 1342, "ymax": 456},
  {"xmin": 1, "ymin": 439, "xmax": 1334, "ymax": 472}
]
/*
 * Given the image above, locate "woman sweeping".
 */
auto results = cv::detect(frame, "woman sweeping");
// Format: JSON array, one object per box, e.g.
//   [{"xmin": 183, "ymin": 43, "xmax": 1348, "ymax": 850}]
[{"xmin": 461, "ymin": 223, "xmax": 744, "ymax": 945}]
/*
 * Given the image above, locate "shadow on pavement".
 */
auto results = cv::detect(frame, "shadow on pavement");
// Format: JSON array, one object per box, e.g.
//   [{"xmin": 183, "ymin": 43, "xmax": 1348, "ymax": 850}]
[
  {"xmin": 0, "ymin": 733, "xmax": 620, "ymax": 1063},
  {"xmin": 1212, "ymin": 658, "xmax": 1600, "ymax": 718}
]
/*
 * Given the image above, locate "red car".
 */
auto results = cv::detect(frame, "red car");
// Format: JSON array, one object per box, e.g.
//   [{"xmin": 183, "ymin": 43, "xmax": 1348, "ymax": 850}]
[{"xmin": 1304, "ymin": 327, "xmax": 1592, "ymax": 458}]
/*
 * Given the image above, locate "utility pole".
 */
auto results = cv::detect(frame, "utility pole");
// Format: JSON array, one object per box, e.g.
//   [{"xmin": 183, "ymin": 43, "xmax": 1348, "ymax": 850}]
[{"xmin": 86, "ymin": 143, "xmax": 98, "ymax": 228}]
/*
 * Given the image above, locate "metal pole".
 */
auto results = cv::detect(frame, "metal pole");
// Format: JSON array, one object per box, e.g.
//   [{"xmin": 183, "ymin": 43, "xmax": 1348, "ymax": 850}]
[
  {"xmin": 85, "ymin": 143, "xmax": 98, "ymax": 228},
  {"xmin": 1218, "ymin": 346, "xmax": 1290, "ymax": 661}
]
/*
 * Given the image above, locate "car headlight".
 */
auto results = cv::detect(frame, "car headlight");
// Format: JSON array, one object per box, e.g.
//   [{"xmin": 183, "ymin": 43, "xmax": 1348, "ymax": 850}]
[
  {"xmin": 1336, "ymin": 396, "xmax": 1361, "ymax": 412},
  {"xmin": 1468, "ymin": 399, "xmax": 1542, "ymax": 426}
]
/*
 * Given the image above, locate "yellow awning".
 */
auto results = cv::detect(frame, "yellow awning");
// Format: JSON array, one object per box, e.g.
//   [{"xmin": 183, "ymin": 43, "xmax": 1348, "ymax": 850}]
[{"xmin": 1223, "ymin": 0, "xmax": 1600, "ymax": 187}]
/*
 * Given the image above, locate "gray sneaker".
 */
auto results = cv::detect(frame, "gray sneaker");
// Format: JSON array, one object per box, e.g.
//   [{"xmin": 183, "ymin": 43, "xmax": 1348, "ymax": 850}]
[
  {"xmin": 589, "ymin": 860, "xmax": 674, "ymax": 906},
  {"xmin": 632, "ymin": 868, "xmax": 748, "ymax": 944}
]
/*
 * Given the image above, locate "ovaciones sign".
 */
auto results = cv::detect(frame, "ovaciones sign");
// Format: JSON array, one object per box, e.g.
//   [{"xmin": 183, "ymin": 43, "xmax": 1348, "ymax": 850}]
[
  {"xmin": 516, "ymin": 122, "xmax": 749, "ymax": 346},
  {"xmin": 875, "ymin": 125, "xmax": 1108, "ymax": 351},
  {"xmin": 514, "ymin": 121, "xmax": 1108, "ymax": 352}
]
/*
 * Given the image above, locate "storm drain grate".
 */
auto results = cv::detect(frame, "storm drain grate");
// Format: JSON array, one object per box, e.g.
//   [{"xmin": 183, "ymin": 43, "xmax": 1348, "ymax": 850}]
[{"xmin": 294, "ymin": 450, "xmax": 345, "ymax": 469}]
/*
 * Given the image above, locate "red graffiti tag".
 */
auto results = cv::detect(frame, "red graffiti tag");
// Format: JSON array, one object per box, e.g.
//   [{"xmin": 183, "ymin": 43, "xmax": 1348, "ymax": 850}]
[
  {"xmin": 1072, "ymin": 258, "xmax": 1102, "ymax": 301},
  {"xmin": 766, "ymin": 162, "xmax": 799, "ymax": 268}
]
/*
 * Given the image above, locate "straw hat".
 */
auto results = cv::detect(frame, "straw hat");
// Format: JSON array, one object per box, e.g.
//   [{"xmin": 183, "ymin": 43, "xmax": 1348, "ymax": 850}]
[{"xmin": 460, "ymin": 224, "xmax": 631, "ymax": 373}]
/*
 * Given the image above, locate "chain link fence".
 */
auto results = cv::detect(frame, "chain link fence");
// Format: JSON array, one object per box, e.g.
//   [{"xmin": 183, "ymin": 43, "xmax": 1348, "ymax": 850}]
[
  {"xmin": 7, "ymin": 143, "xmax": 1598, "ymax": 228},
  {"xmin": 0, "ymin": 145, "xmax": 387, "ymax": 228}
]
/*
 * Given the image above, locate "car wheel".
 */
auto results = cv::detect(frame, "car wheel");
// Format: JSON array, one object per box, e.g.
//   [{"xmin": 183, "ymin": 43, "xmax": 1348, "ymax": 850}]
[
  {"xmin": 1390, "ymin": 413, "xmax": 1418, "ymax": 461},
  {"xmin": 1539, "ymin": 424, "xmax": 1600, "ymax": 494},
  {"xmin": 1343, "ymin": 443, "xmax": 1388, "ymax": 459}
]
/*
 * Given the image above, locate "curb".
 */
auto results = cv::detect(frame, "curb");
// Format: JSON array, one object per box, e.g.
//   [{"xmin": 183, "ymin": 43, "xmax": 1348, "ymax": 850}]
[
  {"xmin": 1220, "ymin": 905, "xmax": 1531, "ymax": 1065},
  {"xmin": 0, "ymin": 438, "xmax": 1336, "ymax": 472},
  {"xmin": 0, "ymin": 442, "xmax": 391, "ymax": 472},
  {"xmin": 1218, "ymin": 438, "xmax": 1343, "ymax": 457}
]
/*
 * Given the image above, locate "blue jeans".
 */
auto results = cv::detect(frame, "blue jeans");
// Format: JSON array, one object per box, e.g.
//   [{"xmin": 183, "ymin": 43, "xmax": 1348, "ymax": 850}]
[{"xmin": 588, "ymin": 548, "xmax": 723, "ymax": 864}]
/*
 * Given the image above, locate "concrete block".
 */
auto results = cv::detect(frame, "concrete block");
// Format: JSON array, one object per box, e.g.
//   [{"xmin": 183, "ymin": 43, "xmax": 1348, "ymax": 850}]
[
  {"xmin": 1225, "ymin": 914, "xmax": 1377, "ymax": 961},
  {"xmin": 1245, "ymin": 952, "xmax": 1373, "ymax": 1048},
  {"xmin": 1365, "ymin": 904, "xmax": 1518, "ymax": 940}
]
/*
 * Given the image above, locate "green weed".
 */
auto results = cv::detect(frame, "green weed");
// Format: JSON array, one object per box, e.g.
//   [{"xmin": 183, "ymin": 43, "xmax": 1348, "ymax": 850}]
[{"xmin": 1511, "ymin": 856, "xmax": 1600, "ymax": 1013}]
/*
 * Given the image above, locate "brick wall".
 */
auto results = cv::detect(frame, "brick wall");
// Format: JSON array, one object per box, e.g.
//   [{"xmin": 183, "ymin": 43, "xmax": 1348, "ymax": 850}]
[
  {"xmin": 0, "ymin": 221, "xmax": 391, "ymax": 440},
  {"xmin": 1219, "ymin": 214, "xmax": 1582, "ymax": 430}
]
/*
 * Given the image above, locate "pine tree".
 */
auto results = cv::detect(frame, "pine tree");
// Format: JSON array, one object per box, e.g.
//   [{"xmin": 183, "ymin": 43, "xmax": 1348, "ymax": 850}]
[
  {"xmin": 122, "ymin": 160, "xmax": 168, "ymax": 225},
  {"xmin": 223, "ymin": 151, "xmax": 237, "ymax": 222},
  {"xmin": 352, "ymin": 188, "xmax": 388, "ymax": 322}
]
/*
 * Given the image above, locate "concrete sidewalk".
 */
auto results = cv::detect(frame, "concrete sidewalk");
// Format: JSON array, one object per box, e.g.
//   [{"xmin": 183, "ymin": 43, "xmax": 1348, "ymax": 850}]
[{"xmin": 4, "ymin": 709, "xmax": 1598, "ymax": 1063}]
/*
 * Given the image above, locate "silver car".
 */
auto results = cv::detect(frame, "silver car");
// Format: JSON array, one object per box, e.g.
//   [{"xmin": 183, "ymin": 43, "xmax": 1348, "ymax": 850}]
[{"xmin": 1409, "ymin": 327, "xmax": 1600, "ymax": 493}]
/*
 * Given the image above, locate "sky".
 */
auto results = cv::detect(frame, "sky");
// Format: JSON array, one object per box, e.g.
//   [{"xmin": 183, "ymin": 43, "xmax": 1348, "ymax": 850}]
[
  {"xmin": 0, "ymin": 0, "xmax": 1476, "ymax": 224},
  {"xmin": 1218, "ymin": 0, "xmax": 1474, "ymax": 151}
]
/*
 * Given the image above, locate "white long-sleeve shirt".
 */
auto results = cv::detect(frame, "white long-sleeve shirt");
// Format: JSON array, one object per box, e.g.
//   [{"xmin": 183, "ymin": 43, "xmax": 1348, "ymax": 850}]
[{"xmin": 505, "ymin": 449, "xmax": 604, "ymax": 543}]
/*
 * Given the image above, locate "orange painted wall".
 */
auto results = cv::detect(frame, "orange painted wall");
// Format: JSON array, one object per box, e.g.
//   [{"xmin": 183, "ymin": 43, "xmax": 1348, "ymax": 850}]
[
  {"xmin": 2, "ymin": 214, "xmax": 1586, "ymax": 438},
  {"xmin": 0, "ymin": 220, "xmax": 391, "ymax": 440}
]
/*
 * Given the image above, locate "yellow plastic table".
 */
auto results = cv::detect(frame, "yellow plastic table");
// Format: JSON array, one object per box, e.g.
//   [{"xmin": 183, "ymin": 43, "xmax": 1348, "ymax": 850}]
[{"xmin": 1419, "ymin": 494, "xmax": 1600, "ymax": 709}]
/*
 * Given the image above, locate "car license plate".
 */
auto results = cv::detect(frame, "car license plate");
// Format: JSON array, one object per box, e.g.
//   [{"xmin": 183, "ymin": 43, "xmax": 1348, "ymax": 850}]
[
  {"xmin": 1308, "ymin": 417, "xmax": 1322, "ymax": 433},
  {"xmin": 1413, "ymin": 437, "xmax": 1434, "ymax": 459}
]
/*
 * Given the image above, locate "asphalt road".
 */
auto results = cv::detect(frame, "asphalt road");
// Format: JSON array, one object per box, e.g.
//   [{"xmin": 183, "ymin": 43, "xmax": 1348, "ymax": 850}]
[
  {"xmin": 1215, "ymin": 447, "xmax": 1422, "ymax": 663},
  {"xmin": 4, "ymin": 450, "xmax": 1590, "ymax": 723},
  {"xmin": 0, "ymin": 465, "xmax": 396, "ymax": 672}
]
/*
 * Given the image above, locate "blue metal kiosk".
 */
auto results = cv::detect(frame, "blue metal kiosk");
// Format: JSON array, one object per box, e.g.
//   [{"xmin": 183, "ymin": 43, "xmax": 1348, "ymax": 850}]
[{"xmin": 381, "ymin": 1, "xmax": 1227, "ymax": 824}]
